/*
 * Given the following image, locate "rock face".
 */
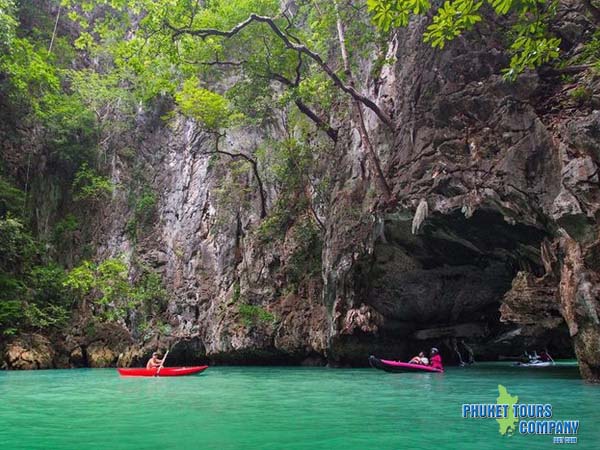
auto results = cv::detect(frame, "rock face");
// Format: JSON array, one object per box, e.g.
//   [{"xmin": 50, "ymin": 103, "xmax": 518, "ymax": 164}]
[
  {"xmin": 3, "ymin": 7, "xmax": 599, "ymax": 381},
  {"xmin": 2, "ymin": 334, "xmax": 56, "ymax": 370},
  {"xmin": 320, "ymin": 12, "xmax": 599, "ymax": 378}
]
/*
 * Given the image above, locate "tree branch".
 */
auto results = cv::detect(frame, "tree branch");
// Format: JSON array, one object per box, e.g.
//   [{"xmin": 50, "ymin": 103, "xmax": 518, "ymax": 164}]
[
  {"xmin": 333, "ymin": 1, "xmax": 392, "ymax": 199},
  {"xmin": 200, "ymin": 136, "xmax": 267, "ymax": 219},
  {"xmin": 198, "ymin": 60, "xmax": 246, "ymax": 66},
  {"xmin": 268, "ymin": 71, "xmax": 338, "ymax": 142},
  {"xmin": 164, "ymin": 14, "xmax": 394, "ymax": 129},
  {"xmin": 294, "ymin": 99, "xmax": 338, "ymax": 142},
  {"xmin": 294, "ymin": 52, "xmax": 302, "ymax": 86}
]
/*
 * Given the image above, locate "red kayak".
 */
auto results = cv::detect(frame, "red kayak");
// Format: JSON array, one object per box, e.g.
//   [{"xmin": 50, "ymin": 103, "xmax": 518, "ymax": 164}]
[
  {"xmin": 117, "ymin": 366, "xmax": 208, "ymax": 377},
  {"xmin": 369, "ymin": 355, "xmax": 443, "ymax": 373}
]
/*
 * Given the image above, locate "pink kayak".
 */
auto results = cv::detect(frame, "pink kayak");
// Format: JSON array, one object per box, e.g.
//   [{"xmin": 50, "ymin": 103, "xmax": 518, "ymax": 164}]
[
  {"xmin": 117, "ymin": 366, "xmax": 208, "ymax": 377},
  {"xmin": 369, "ymin": 355, "xmax": 443, "ymax": 373}
]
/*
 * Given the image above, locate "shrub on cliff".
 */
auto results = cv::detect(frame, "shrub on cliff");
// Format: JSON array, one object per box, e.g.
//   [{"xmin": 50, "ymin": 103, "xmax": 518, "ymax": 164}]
[{"xmin": 64, "ymin": 257, "xmax": 168, "ymax": 324}]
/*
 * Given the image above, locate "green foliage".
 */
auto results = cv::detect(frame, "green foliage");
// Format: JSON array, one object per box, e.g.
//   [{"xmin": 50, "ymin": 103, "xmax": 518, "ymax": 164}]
[
  {"xmin": 134, "ymin": 190, "xmax": 157, "ymax": 222},
  {"xmin": 124, "ymin": 218, "xmax": 138, "ymax": 240},
  {"xmin": 53, "ymin": 214, "xmax": 79, "ymax": 239},
  {"xmin": 256, "ymin": 202, "xmax": 297, "ymax": 242},
  {"xmin": 0, "ymin": 176, "xmax": 25, "ymax": 218},
  {"xmin": 295, "ymin": 74, "xmax": 337, "ymax": 111},
  {"xmin": 423, "ymin": 0, "xmax": 482, "ymax": 48},
  {"xmin": 64, "ymin": 258, "xmax": 129, "ymax": 321},
  {"xmin": 1, "ymin": 37, "xmax": 61, "ymax": 113},
  {"xmin": 0, "ymin": 1, "xmax": 107, "ymax": 336},
  {"xmin": 39, "ymin": 93, "xmax": 97, "ymax": 167},
  {"xmin": 367, "ymin": 0, "xmax": 561, "ymax": 78},
  {"xmin": 0, "ymin": 256, "xmax": 71, "ymax": 335},
  {"xmin": 1, "ymin": 37, "xmax": 98, "ymax": 169},
  {"xmin": 576, "ymin": 29, "xmax": 600, "ymax": 68},
  {"xmin": 125, "ymin": 189, "xmax": 157, "ymax": 240},
  {"xmin": 28, "ymin": 264, "xmax": 69, "ymax": 305},
  {"xmin": 255, "ymin": 138, "xmax": 315, "ymax": 242},
  {"xmin": 238, "ymin": 303, "xmax": 275, "ymax": 327},
  {"xmin": 64, "ymin": 257, "xmax": 167, "ymax": 322},
  {"xmin": 72, "ymin": 163, "xmax": 115, "ymax": 202},
  {"xmin": 226, "ymin": 79, "xmax": 275, "ymax": 125},
  {"xmin": 65, "ymin": 258, "xmax": 128, "ymax": 304},
  {"xmin": 0, "ymin": 0, "xmax": 16, "ymax": 49},
  {"xmin": 0, "ymin": 216, "xmax": 35, "ymax": 273},
  {"xmin": 60, "ymin": 0, "xmax": 367, "ymax": 135},
  {"xmin": 504, "ymin": 27, "xmax": 560, "ymax": 79},
  {"xmin": 23, "ymin": 264, "xmax": 71, "ymax": 329},
  {"xmin": 231, "ymin": 280, "xmax": 241, "ymax": 304},
  {"xmin": 175, "ymin": 79, "xmax": 239, "ymax": 130},
  {"xmin": 130, "ymin": 267, "xmax": 168, "ymax": 316},
  {"xmin": 367, "ymin": 0, "xmax": 431, "ymax": 30},
  {"xmin": 0, "ymin": 298, "xmax": 21, "ymax": 335},
  {"xmin": 69, "ymin": 69, "xmax": 137, "ymax": 128},
  {"xmin": 0, "ymin": 236, "xmax": 72, "ymax": 335},
  {"xmin": 285, "ymin": 218, "xmax": 322, "ymax": 289},
  {"xmin": 570, "ymin": 86, "xmax": 593, "ymax": 106},
  {"xmin": 23, "ymin": 302, "xmax": 70, "ymax": 329}
]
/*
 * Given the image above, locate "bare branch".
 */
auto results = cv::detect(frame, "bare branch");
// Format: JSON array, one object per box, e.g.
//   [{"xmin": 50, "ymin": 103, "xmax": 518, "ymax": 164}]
[
  {"xmin": 199, "ymin": 136, "xmax": 267, "ymax": 219},
  {"xmin": 282, "ymin": 11, "xmax": 302, "ymax": 45},
  {"xmin": 294, "ymin": 99, "xmax": 338, "ymax": 142},
  {"xmin": 294, "ymin": 52, "xmax": 302, "ymax": 86},
  {"xmin": 197, "ymin": 60, "xmax": 246, "ymax": 67}
]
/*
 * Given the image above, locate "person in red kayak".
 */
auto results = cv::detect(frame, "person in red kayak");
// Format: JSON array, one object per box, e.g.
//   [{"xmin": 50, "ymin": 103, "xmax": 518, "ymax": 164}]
[
  {"xmin": 146, "ymin": 352, "xmax": 165, "ymax": 370},
  {"xmin": 429, "ymin": 347, "xmax": 443, "ymax": 370}
]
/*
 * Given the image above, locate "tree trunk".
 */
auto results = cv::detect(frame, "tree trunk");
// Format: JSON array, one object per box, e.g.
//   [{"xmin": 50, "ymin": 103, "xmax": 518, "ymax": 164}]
[{"xmin": 333, "ymin": 2, "xmax": 392, "ymax": 200}]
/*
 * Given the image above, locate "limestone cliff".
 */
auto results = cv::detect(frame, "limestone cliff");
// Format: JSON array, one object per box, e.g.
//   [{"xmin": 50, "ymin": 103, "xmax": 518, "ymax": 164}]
[{"xmin": 2, "ymin": 1, "xmax": 599, "ymax": 381}]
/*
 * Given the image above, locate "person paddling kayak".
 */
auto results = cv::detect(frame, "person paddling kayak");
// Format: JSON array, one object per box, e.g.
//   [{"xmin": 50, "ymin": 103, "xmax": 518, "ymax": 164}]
[
  {"xmin": 408, "ymin": 351, "xmax": 429, "ymax": 365},
  {"xmin": 146, "ymin": 352, "xmax": 165, "ymax": 370},
  {"xmin": 429, "ymin": 347, "xmax": 443, "ymax": 370}
]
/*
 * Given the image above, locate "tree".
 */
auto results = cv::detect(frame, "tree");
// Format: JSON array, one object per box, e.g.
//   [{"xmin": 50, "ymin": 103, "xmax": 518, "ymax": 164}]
[{"xmin": 63, "ymin": 0, "xmax": 395, "ymax": 199}]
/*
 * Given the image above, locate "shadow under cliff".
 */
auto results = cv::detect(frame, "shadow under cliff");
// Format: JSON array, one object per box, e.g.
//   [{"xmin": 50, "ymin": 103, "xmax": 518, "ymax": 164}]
[{"xmin": 329, "ymin": 208, "xmax": 573, "ymax": 366}]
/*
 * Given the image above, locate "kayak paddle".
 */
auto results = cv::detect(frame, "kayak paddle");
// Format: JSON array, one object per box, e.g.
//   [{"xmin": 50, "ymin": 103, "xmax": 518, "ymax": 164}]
[{"xmin": 155, "ymin": 350, "xmax": 169, "ymax": 377}]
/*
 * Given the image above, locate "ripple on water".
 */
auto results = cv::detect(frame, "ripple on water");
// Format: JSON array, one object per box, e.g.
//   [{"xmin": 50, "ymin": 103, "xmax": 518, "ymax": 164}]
[{"xmin": 0, "ymin": 363, "xmax": 598, "ymax": 450}]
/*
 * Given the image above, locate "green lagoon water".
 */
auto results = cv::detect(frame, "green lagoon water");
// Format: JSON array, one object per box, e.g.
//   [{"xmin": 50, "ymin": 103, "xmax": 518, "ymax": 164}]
[{"xmin": 0, "ymin": 362, "xmax": 598, "ymax": 449}]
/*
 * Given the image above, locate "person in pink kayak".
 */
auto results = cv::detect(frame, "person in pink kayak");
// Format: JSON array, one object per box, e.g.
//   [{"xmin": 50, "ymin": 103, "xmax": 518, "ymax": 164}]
[
  {"xmin": 408, "ymin": 351, "xmax": 429, "ymax": 365},
  {"xmin": 429, "ymin": 347, "xmax": 443, "ymax": 370},
  {"xmin": 146, "ymin": 352, "xmax": 165, "ymax": 369}
]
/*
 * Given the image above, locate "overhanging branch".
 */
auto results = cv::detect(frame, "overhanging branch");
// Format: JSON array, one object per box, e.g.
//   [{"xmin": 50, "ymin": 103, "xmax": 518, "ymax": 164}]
[
  {"xmin": 268, "ymin": 71, "xmax": 338, "ymax": 142},
  {"xmin": 164, "ymin": 14, "xmax": 394, "ymax": 129}
]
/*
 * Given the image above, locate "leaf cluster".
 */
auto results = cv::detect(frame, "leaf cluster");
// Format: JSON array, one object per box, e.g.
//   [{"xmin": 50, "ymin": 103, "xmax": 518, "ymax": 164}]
[
  {"xmin": 238, "ymin": 303, "xmax": 276, "ymax": 327},
  {"xmin": 0, "ymin": 215, "xmax": 72, "ymax": 335},
  {"xmin": 72, "ymin": 163, "xmax": 115, "ymax": 202},
  {"xmin": 0, "ymin": 0, "xmax": 17, "ymax": 49},
  {"xmin": 367, "ymin": 0, "xmax": 561, "ymax": 78},
  {"xmin": 64, "ymin": 257, "xmax": 167, "ymax": 322}
]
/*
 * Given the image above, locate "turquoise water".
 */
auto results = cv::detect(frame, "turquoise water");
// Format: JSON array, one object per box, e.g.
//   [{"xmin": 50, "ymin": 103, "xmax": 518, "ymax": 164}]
[{"xmin": 0, "ymin": 362, "xmax": 598, "ymax": 449}]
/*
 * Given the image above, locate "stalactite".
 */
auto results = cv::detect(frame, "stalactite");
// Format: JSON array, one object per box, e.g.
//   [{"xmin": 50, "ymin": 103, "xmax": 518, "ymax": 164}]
[{"xmin": 411, "ymin": 199, "xmax": 428, "ymax": 235}]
